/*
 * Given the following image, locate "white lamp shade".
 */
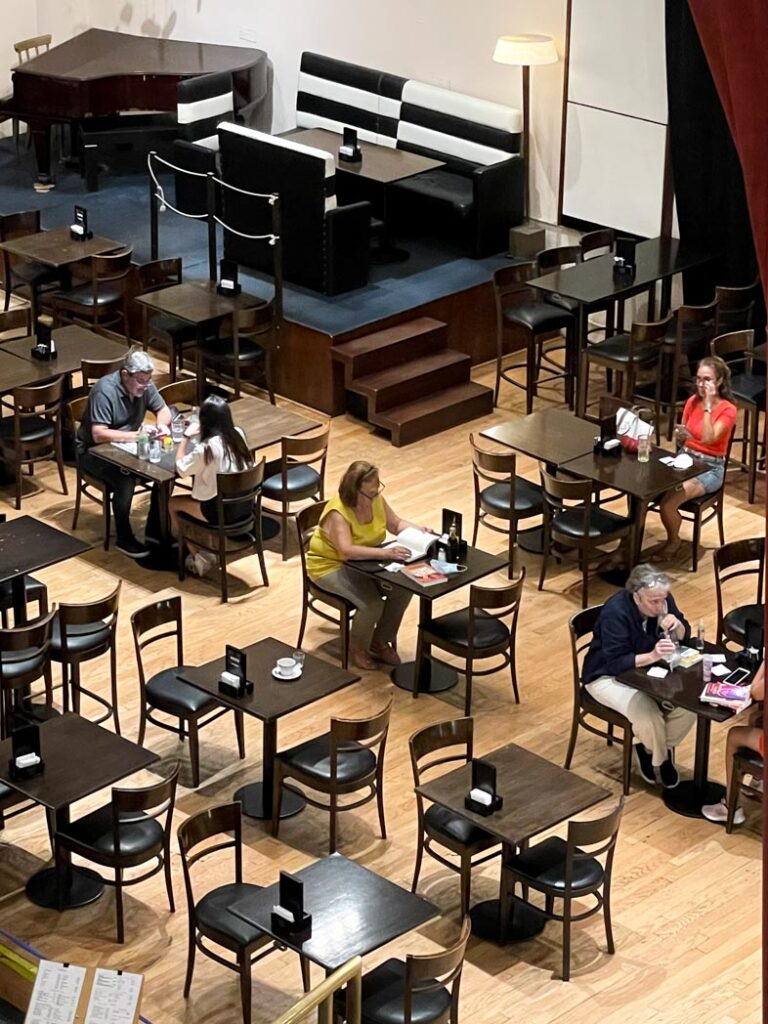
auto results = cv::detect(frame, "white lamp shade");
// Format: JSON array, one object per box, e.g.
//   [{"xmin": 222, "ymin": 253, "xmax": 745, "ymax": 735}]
[{"xmin": 493, "ymin": 34, "xmax": 558, "ymax": 67}]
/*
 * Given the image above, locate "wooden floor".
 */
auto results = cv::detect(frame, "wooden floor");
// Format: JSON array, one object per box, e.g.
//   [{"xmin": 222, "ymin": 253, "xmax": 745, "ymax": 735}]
[{"xmin": 0, "ymin": 356, "xmax": 763, "ymax": 1024}]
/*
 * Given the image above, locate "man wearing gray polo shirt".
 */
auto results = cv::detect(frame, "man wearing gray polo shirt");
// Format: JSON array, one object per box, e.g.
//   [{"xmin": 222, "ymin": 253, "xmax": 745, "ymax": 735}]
[{"xmin": 77, "ymin": 350, "xmax": 172, "ymax": 558}]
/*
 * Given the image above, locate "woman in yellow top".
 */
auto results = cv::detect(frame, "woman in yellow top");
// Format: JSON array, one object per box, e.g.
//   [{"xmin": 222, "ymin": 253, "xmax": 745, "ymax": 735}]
[{"xmin": 307, "ymin": 460, "xmax": 427, "ymax": 670}]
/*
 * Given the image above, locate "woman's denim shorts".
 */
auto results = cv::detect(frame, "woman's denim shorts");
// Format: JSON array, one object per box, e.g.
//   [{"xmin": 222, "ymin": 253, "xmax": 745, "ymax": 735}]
[{"xmin": 682, "ymin": 447, "xmax": 725, "ymax": 494}]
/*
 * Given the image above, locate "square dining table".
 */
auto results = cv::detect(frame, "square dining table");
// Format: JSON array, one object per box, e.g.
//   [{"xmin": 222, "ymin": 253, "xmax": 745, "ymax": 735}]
[
  {"xmin": 416, "ymin": 742, "xmax": 610, "ymax": 943},
  {"xmin": 0, "ymin": 325, "xmax": 128, "ymax": 381},
  {"xmin": 229, "ymin": 853, "xmax": 439, "ymax": 973},
  {"xmin": 179, "ymin": 637, "xmax": 360, "ymax": 820}
]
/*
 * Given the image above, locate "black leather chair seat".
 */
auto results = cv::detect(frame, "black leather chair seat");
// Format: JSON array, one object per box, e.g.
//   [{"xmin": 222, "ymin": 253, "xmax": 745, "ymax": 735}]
[
  {"xmin": 480, "ymin": 479, "xmax": 543, "ymax": 517},
  {"xmin": 730, "ymin": 372, "xmax": 766, "ymax": 406},
  {"xmin": 55, "ymin": 285, "xmax": 124, "ymax": 308},
  {"xmin": 146, "ymin": 666, "xmax": 218, "ymax": 715},
  {"xmin": 199, "ymin": 337, "xmax": 267, "ymax": 366},
  {"xmin": 50, "ymin": 616, "xmax": 110, "ymax": 657},
  {"xmin": 503, "ymin": 302, "xmax": 573, "ymax": 333},
  {"xmin": 426, "ymin": 608, "xmax": 508, "ymax": 649},
  {"xmin": 0, "ymin": 575, "xmax": 46, "ymax": 607},
  {"xmin": 58, "ymin": 804, "xmax": 163, "ymax": 857},
  {"xmin": 545, "ymin": 293, "xmax": 580, "ymax": 315},
  {"xmin": 280, "ymin": 734, "xmax": 375, "ymax": 783},
  {"xmin": 424, "ymin": 804, "xmax": 495, "ymax": 847},
  {"xmin": 392, "ymin": 169, "xmax": 473, "ymax": 218},
  {"xmin": 587, "ymin": 334, "xmax": 657, "ymax": 364},
  {"xmin": 505, "ymin": 836, "xmax": 604, "ymax": 891},
  {"xmin": 552, "ymin": 507, "xmax": 628, "ymax": 539},
  {"xmin": 262, "ymin": 465, "xmax": 321, "ymax": 500},
  {"xmin": 723, "ymin": 603, "xmax": 765, "ymax": 641},
  {"xmin": 735, "ymin": 745, "xmax": 764, "ymax": 770},
  {"xmin": 339, "ymin": 957, "xmax": 452, "ymax": 1024},
  {"xmin": 0, "ymin": 417, "xmax": 54, "ymax": 444},
  {"xmin": 148, "ymin": 313, "xmax": 198, "ymax": 341},
  {"xmin": 0, "ymin": 648, "xmax": 46, "ymax": 680},
  {"xmin": 196, "ymin": 882, "xmax": 267, "ymax": 946}
]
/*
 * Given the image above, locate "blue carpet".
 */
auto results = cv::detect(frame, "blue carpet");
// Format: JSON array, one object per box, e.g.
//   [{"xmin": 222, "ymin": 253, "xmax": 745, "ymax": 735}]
[{"xmin": 0, "ymin": 139, "xmax": 510, "ymax": 335}]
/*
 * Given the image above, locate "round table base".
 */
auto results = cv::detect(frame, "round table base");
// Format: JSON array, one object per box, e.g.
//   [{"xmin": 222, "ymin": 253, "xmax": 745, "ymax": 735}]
[
  {"xmin": 261, "ymin": 517, "xmax": 280, "ymax": 541},
  {"xmin": 391, "ymin": 660, "xmax": 458, "ymax": 694},
  {"xmin": 663, "ymin": 779, "xmax": 725, "ymax": 818},
  {"xmin": 234, "ymin": 782, "xmax": 305, "ymax": 821},
  {"xmin": 469, "ymin": 898, "xmax": 547, "ymax": 944},
  {"xmin": 26, "ymin": 866, "xmax": 104, "ymax": 910},
  {"xmin": 517, "ymin": 525, "xmax": 544, "ymax": 555}
]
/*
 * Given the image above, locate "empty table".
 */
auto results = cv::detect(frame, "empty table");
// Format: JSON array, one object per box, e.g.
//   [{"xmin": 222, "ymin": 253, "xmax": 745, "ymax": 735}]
[
  {"xmin": 0, "ymin": 516, "xmax": 90, "ymax": 623},
  {"xmin": 480, "ymin": 408, "xmax": 598, "ymax": 468}
]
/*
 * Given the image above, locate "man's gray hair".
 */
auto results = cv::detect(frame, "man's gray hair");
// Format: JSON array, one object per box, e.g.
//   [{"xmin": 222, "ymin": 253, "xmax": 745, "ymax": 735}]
[
  {"xmin": 625, "ymin": 563, "xmax": 672, "ymax": 594},
  {"xmin": 122, "ymin": 349, "xmax": 155, "ymax": 375}
]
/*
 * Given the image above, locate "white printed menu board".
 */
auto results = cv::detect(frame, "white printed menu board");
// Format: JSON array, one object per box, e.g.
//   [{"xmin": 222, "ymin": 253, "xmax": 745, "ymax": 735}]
[{"xmin": 24, "ymin": 961, "xmax": 142, "ymax": 1024}]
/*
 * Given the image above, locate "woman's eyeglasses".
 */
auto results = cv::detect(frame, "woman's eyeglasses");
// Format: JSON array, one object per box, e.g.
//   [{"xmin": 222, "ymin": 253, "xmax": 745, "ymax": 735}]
[{"xmin": 361, "ymin": 480, "xmax": 385, "ymax": 496}]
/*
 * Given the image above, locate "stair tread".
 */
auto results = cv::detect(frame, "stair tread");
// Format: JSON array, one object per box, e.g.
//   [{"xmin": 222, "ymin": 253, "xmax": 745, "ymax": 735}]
[
  {"xmin": 352, "ymin": 350, "xmax": 470, "ymax": 391},
  {"xmin": 332, "ymin": 317, "xmax": 446, "ymax": 361},
  {"xmin": 374, "ymin": 382, "xmax": 493, "ymax": 426}
]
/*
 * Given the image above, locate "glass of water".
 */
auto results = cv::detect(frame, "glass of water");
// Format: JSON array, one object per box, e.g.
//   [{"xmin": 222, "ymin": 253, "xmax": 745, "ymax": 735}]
[
  {"xmin": 171, "ymin": 416, "xmax": 184, "ymax": 442},
  {"xmin": 148, "ymin": 438, "xmax": 162, "ymax": 463},
  {"xmin": 292, "ymin": 650, "xmax": 306, "ymax": 673}
]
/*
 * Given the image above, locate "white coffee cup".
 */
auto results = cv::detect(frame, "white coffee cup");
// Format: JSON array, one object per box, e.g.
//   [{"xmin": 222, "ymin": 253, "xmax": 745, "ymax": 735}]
[{"xmin": 276, "ymin": 657, "xmax": 297, "ymax": 676}]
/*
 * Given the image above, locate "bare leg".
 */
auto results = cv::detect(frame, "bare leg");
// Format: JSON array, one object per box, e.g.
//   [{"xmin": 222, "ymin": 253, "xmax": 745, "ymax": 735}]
[
  {"xmin": 659, "ymin": 477, "xmax": 705, "ymax": 553},
  {"xmin": 169, "ymin": 495, "xmax": 207, "ymax": 555},
  {"xmin": 724, "ymin": 725, "xmax": 762, "ymax": 791}
]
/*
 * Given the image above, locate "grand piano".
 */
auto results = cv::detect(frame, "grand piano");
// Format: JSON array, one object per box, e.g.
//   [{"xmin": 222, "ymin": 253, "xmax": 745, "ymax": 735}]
[{"xmin": 8, "ymin": 28, "xmax": 271, "ymax": 190}]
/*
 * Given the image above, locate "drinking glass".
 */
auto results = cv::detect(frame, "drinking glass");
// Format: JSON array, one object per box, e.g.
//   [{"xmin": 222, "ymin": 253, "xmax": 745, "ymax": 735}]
[
  {"xmin": 171, "ymin": 416, "xmax": 184, "ymax": 442},
  {"xmin": 637, "ymin": 434, "xmax": 651, "ymax": 463},
  {"xmin": 292, "ymin": 650, "xmax": 306, "ymax": 672},
  {"xmin": 148, "ymin": 438, "xmax": 162, "ymax": 463}
]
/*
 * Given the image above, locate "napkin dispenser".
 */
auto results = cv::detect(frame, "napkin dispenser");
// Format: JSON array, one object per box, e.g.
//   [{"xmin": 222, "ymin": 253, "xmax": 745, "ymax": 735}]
[
  {"xmin": 593, "ymin": 436, "xmax": 622, "ymax": 458},
  {"xmin": 271, "ymin": 871, "xmax": 312, "ymax": 941},
  {"xmin": 218, "ymin": 645, "xmax": 253, "ymax": 697},
  {"xmin": 31, "ymin": 321, "xmax": 57, "ymax": 361},
  {"xmin": 9, "ymin": 724, "xmax": 44, "ymax": 780},
  {"xmin": 216, "ymin": 258, "xmax": 241, "ymax": 297},
  {"xmin": 338, "ymin": 126, "xmax": 362, "ymax": 164},
  {"xmin": 70, "ymin": 204, "xmax": 92, "ymax": 241},
  {"xmin": 464, "ymin": 758, "xmax": 502, "ymax": 816}
]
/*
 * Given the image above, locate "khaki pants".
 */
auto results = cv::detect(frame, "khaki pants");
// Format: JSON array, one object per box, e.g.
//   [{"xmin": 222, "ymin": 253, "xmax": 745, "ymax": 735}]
[{"xmin": 318, "ymin": 567, "xmax": 413, "ymax": 650}]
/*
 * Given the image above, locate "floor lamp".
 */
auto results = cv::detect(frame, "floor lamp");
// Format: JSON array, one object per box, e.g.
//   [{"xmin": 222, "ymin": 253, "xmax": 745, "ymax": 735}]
[{"xmin": 493, "ymin": 34, "xmax": 558, "ymax": 219}]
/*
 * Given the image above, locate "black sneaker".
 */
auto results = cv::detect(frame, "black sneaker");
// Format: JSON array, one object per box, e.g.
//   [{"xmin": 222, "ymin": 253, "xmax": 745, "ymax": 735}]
[
  {"xmin": 659, "ymin": 757, "xmax": 679, "ymax": 789},
  {"xmin": 116, "ymin": 536, "xmax": 150, "ymax": 559},
  {"xmin": 634, "ymin": 744, "xmax": 656, "ymax": 785}
]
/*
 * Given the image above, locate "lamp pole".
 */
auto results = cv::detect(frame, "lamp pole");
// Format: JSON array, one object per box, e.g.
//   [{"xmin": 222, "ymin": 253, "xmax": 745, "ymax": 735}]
[{"xmin": 522, "ymin": 63, "xmax": 531, "ymax": 219}]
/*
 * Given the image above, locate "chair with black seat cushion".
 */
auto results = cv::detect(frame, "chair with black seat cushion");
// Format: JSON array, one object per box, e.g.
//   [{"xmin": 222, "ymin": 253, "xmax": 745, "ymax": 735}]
[
  {"xmin": 336, "ymin": 917, "xmax": 471, "ymax": 1024},
  {"xmin": 50, "ymin": 582, "xmax": 121, "ymax": 734},
  {"xmin": 726, "ymin": 747, "xmax": 763, "ymax": 834},
  {"xmin": 158, "ymin": 378, "xmax": 198, "ymax": 411},
  {"xmin": 65, "ymin": 354, "xmax": 126, "ymax": 404},
  {"xmin": 177, "ymin": 462, "xmax": 269, "ymax": 603},
  {"xmin": 54, "ymin": 761, "xmax": 179, "ymax": 943},
  {"xmin": 712, "ymin": 329, "xmax": 765, "ymax": 504},
  {"xmin": 131, "ymin": 257, "xmax": 199, "ymax": 379},
  {"xmin": 0, "ymin": 575, "xmax": 48, "ymax": 629},
  {"xmin": 0, "ymin": 608, "xmax": 57, "ymax": 739},
  {"xmin": 409, "ymin": 718, "xmax": 499, "ymax": 917},
  {"xmin": 538, "ymin": 470, "xmax": 634, "ymax": 609},
  {"xmin": 563, "ymin": 606, "xmax": 633, "ymax": 795},
  {"xmin": 178, "ymin": 802, "xmax": 309, "ymax": 1024},
  {"xmin": 469, "ymin": 433, "xmax": 543, "ymax": 577},
  {"xmin": 492, "ymin": 263, "xmax": 576, "ymax": 412},
  {"xmin": 199, "ymin": 298, "xmax": 281, "ymax": 402},
  {"xmin": 652, "ymin": 301, "xmax": 718, "ymax": 440},
  {"xmin": 132, "ymin": 596, "xmax": 245, "ymax": 788},
  {"xmin": 261, "ymin": 425, "xmax": 330, "ymax": 561},
  {"xmin": 53, "ymin": 248, "xmax": 133, "ymax": 338},
  {"xmin": 0, "ymin": 376, "xmax": 68, "ymax": 510},
  {"xmin": 713, "ymin": 537, "xmax": 765, "ymax": 650},
  {"xmin": 0, "ymin": 211, "xmax": 67, "ymax": 324},
  {"xmin": 272, "ymin": 699, "xmax": 392, "ymax": 854},
  {"xmin": 414, "ymin": 576, "xmax": 524, "ymax": 717},
  {"xmin": 715, "ymin": 279, "xmax": 761, "ymax": 336},
  {"xmin": 296, "ymin": 502, "xmax": 354, "ymax": 668},
  {"xmin": 500, "ymin": 798, "xmax": 624, "ymax": 981},
  {"xmin": 0, "ymin": 306, "xmax": 32, "ymax": 339}
]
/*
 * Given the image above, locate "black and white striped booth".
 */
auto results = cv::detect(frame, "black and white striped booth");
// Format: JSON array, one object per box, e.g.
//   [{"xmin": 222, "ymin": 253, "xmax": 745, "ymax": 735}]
[
  {"xmin": 218, "ymin": 123, "xmax": 371, "ymax": 295},
  {"xmin": 296, "ymin": 52, "xmax": 524, "ymax": 257},
  {"xmin": 177, "ymin": 70, "xmax": 235, "ymax": 150}
]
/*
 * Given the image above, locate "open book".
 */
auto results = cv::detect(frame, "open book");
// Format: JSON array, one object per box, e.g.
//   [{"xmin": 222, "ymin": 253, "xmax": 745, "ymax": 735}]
[{"xmin": 382, "ymin": 527, "xmax": 441, "ymax": 563}]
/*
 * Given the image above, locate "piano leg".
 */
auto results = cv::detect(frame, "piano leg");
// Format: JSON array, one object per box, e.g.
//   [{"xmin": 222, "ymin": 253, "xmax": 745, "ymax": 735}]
[{"xmin": 29, "ymin": 120, "xmax": 55, "ymax": 192}]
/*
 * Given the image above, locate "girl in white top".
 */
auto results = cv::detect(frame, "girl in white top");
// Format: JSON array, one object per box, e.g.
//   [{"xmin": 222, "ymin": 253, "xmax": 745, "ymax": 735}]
[{"xmin": 169, "ymin": 395, "xmax": 253, "ymax": 575}]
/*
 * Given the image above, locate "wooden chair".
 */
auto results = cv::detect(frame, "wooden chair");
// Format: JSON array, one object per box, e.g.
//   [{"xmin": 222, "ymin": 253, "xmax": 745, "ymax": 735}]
[
  {"xmin": 0, "ymin": 608, "xmax": 57, "ymax": 739},
  {"xmin": 54, "ymin": 762, "xmax": 180, "ymax": 943},
  {"xmin": 711, "ymin": 329, "xmax": 764, "ymax": 503},
  {"xmin": 261, "ymin": 425, "xmax": 330, "ymax": 560},
  {"xmin": 178, "ymin": 802, "xmax": 309, "ymax": 1024},
  {"xmin": 177, "ymin": 461, "xmax": 269, "ymax": 603},
  {"xmin": 132, "ymin": 596, "xmax": 245, "ymax": 788},
  {"xmin": 713, "ymin": 538, "xmax": 765, "ymax": 649},
  {"xmin": 0, "ymin": 307, "xmax": 32, "ymax": 339},
  {"xmin": 655, "ymin": 300, "xmax": 718, "ymax": 440},
  {"xmin": 53, "ymin": 249, "xmax": 134, "ymax": 337},
  {"xmin": 409, "ymin": 718, "xmax": 499, "ymax": 917},
  {"xmin": 295, "ymin": 501, "xmax": 354, "ymax": 669},
  {"xmin": 0, "ymin": 36, "xmax": 52, "ymax": 150},
  {"xmin": 66, "ymin": 354, "xmax": 126, "ymax": 403},
  {"xmin": 50, "ymin": 582, "xmax": 122, "ymax": 734},
  {"xmin": 414, "ymin": 575, "xmax": 525, "ymax": 716},
  {"xmin": 726, "ymin": 747, "xmax": 763, "ymax": 833},
  {"xmin": 0, "ymin": 576, "xmax": 48, "ymax": 629},
  {"xmin": 158, "ymin": 377, "xmax": 198, "ymax": 411},
  {"xmin": 0, "ymin": 211, "xmax": 66, "ymax": 324},
  {"xmin": 272, "ymin": 699, "xmax": 392, "ymax": 853},
  {"xmin": 538, "ymin": 469, "xmax": 634, "ymax": 608},
  {"xmin": 500, "ymin": 798, "xmax": 624, "ymax": 981},
  {"xmin": 492, "ymin": 262, "xmax": 576, "ymax": 412},
  {"xmin": 714, "ymin": 279, "xmax": 761, "ymax": 335},
  {"xmin": 469, "ymin": 433, "xmax": 543, "ymax": 578},
  {"xmin": 564, "ymin": 606, "xmax": 633, "ymax": 795},
  {"xmin": 200, "ymin": 301, "xmax": 280, "ymax": 402},
  {"xmin": 0, "ymin": 376, "xmax": 68, "ymax": 509},
  {"xmin": 132, "ymin": 257, "xmax": 198, "ymax": 375}
]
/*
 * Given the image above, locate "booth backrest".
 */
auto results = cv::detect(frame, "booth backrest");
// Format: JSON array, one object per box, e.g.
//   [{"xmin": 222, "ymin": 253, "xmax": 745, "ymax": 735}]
[{"xmin": 177, "ymin": 70, "xmax": 235, "ymax": 150}]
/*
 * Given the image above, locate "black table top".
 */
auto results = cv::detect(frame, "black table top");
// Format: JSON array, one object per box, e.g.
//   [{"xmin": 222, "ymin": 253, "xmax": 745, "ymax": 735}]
[
  {"xmin": 179, "ymin": 637, "xmax": 360, "ymax": 723},
  {"xmin": 349, "ymin": 545, "xmax": 509, "ymax": 602},
  {"xmin": 480, "ymin": 409, "xmax": 598, "ymax": 466},
  {"xmin": 560, "ymin": 445, "xmax": 706, "ymax": 501},
  {"xmin": 229, "ymin": 853, "xmax": 439, "ymax": 971},
  {"xmin": 0, "ymin": 516, "xmax": 91, "ymax": 584},
  {"xmin": 416, "ymin": 742, "xmax": 610, "ymax": 849},
  {"xmin": 90, "ymin": 441, "xmax": 178, "ymax": 483},
  {"xmin": 528, "ymin": 238, "xmax": 713, "ymax": 306}
]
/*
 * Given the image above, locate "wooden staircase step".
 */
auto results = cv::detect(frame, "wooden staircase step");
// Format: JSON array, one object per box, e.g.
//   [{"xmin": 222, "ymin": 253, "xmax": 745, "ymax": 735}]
[
  {"xmin": 350, "ymin": 351, "xmax": 471, "ymax": 412},
  {"xmin": 332, "ymin": 317, "xmax": 447, "ymax": 380},
  {"xmin": 373, "ymin": 382, "xmax": 494, "ymax": 447}
]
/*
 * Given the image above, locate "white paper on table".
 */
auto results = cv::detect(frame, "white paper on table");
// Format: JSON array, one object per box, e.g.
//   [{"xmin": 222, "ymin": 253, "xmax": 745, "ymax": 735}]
[
  {"xmin": 26, "ymin": 961, "xmax": 87, "ymax": 1024},
  {"xmin": 383, "ymin": 562, "xmax": 402, "ymax": 573},
  {"xmin": 708, "ymin": 653, "xmax": 727, "ymax": 663},
  {"xmin": 711, "ymin": 664, "xmax": 731, "ymax": 678},
  {"xmin": 110, "ymin": 441, "xmax": 138, "ymax": 455},
  {"xmin": 83, "ymin": 968, "xmax": 143, "ymax": 1024},
  {"xmin": 671, "ymin": 453, "xmax": 694, "ymax": 469},
  {"xmin": 647, "ymin": 666, "xmax": 668, "ymax": 678},
  {"xmin": 658, "ymin": 456, "xmax": 676, "ymax": 465}
]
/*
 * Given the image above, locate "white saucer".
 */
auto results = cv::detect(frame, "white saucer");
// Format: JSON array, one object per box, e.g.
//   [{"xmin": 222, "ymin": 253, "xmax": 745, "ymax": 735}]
[{"xmin": 272, "ymin": 666, "xmax": 302, "ymax": 681}]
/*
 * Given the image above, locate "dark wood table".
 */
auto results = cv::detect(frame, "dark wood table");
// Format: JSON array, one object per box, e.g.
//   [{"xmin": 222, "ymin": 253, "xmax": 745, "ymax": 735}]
[
  {"xmin": 349, "ymin": 545, "xmax": 509, "ymax": 694},
  {"xmin": 229, "ymin": 853, "xmax": 439, "ymax": 973},
  {"xmin": 617, "ymin": 643, "xmax": 750, "ymax": 817},
  {"xmin": 0, "ymin": 516, "xmax": 90, "ymax": 623},
  {"xmin": 1, "ymin": 325, "xmax": 127, "ymax": 379},
  {"xmin": 0, "ymin": 714, "xmax": 159, "ymax": 909},
  {"xmin": 480, "ymin": 409, "xmax": 598, "ymax": 468},
  {"xmin": 0, "ymin": 350, "xmax": 60, "ymax": 394},
  {"xmin": 0, "ymin": 227, "xmax": 123, "ymax": 269},
  {"xmin": 416, "ymin": 742, "xmax": 610, "ymax": 942},
  {"xmin": 179, "ymin": 637, "xmax": 359, "ymax": 820},
  {"xmin": 228, "ymin": 397, "xmax": 322, "ymax": 451}
]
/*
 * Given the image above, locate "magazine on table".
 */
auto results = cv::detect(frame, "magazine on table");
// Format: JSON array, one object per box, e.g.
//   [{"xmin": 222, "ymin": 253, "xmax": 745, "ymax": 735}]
[
  {"xmin": 382, "ymin": 527, "xmax": 441, "ymax": 563},
  {"xmin": 401, "ymin": 560, "xmax": 447, "ymax": 587},
  {"xmin": 700, "ymin": 679, "xmax": 752, "ymax": 711}
]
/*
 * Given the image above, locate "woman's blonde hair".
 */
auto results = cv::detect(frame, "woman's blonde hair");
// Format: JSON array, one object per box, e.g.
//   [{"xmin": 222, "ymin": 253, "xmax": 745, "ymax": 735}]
[{"xmin": 338, "ymin": 460, "xmax": 378, "ymax": 507}]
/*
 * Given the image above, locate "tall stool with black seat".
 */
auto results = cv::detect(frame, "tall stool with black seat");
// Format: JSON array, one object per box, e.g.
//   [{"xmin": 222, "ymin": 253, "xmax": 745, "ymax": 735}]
[
  {"xmin": 712, "ymin": 329, "xmax": 765, "ymax": 504},
  {"xmin": 261, "ymin": 426, "xmax": 330, "ymax": 561},
  {"xmin": 50, "ymin": 582, "xmax": 122, "ymax": 733},
  {"xmin": 133, "ymin": 257, "xmax": 199, "ymax": 378},
  {"xmin": 499, "ymin": 798, "xmax": 624, "ymax": 981},
  {"xmin": 53, "ymin": 249, "xmax": 134, "ymax": 338},
  {"xmin": 653, "ymin": 300, "xmax": 718, "ymax": 440},
  {"xmin": 713, "ymin": 537, "xmax": 765, "ymax": 649},
  {"xmin": 0, "ymin": 576, "xmax": 48, "ymax": 629},
  {"xmin": 492, "ymin": 263, "xmax": 576, "ymax": 412},
  {"xmin": 714, "ymin": 279, "xmax": 761, "ymax": 335},
  {"xmin": 0, "ymin": 376, "xmax": 68, "ymax": 510},
  {"xmin": 54, "ymin": 762, "xmax": 180, "ymax": 943},
  {"xmin": 564, "ymin": 606, "xmax": 633, "ymax": 795},
  {"xmin": 414, "ymin": 576, "xmax": 525, "ymax": 717},
  {"xmin": 0, "ymin": 608, "xmax": 57, "ymax": 739},
  {"xmin": 178, "ymin": 802, "xmax": 310, "ymax": 1024},
  {"xmin": 201, "ymin": 301, "xmax": 280, "ymax": 402},
  {"xmin": 272, "ymin": 700, "xmax": 392, "ymax": 854},
  {"xmin": 132, "ymin": 596, "xmax": 245, "ymax": 788},
  {"xmin": 409, "ymin": 718, "xmax": 500, "ymax": 917}
]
